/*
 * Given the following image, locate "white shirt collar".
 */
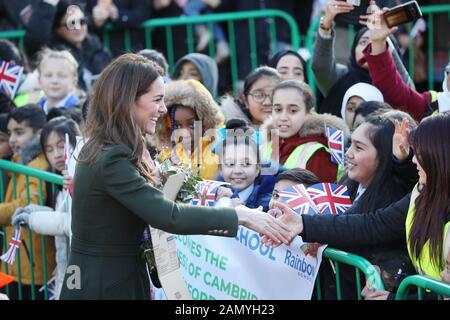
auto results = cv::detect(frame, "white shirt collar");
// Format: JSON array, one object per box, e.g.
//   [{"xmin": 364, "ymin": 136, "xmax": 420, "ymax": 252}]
[{"xmin": 238, "ymin": 184, "xmax": 255, "ymax": 203}]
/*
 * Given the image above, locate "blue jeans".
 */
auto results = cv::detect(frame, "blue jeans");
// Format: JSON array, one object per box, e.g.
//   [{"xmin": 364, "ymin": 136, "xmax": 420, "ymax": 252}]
[{"xmin": 184, "ymin": 0, "xmax": 227, "ymax": 43}]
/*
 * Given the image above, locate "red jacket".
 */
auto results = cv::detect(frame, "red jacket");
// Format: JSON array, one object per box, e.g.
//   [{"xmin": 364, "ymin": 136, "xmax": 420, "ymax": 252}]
[
  {"xmin": 280, "ymin": 135, "xmax": 339, "ymax": 183},
  {"xmin": 361, "ymin": 44, "xmax": 431, "ymax": 121}
]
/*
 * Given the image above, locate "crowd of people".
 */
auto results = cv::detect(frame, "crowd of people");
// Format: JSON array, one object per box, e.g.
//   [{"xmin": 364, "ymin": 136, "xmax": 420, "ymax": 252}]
[{"xmin": 0, "ymin": 0, "xmax": 449, "ymax": 300}]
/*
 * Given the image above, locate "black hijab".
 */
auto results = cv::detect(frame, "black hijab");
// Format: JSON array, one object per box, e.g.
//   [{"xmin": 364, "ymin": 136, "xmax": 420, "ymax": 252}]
[
  {"xmin": 268, "ymin": 50, "xmax": 308, "ymax": 84},
  {"xmin": 318, "ymin": 27, "xmax": 372, "ymax": 117}
]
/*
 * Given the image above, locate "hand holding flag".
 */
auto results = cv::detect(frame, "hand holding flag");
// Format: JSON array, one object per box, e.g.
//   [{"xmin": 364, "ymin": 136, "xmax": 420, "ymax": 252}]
[{"xmin": 326, "ymin": 127, "xmax": 345, "ymax": 165}]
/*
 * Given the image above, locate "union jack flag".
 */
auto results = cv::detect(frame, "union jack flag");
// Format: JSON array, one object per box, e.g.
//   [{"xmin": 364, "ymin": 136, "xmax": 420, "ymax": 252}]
[
  {"xmin": 39, "ymin": 275, "xmax": 57, "ymax": 300},
  {"xmin": 0, "ymin": 227, "xmax": 22, "ymax": 265},
  {"xmin": 191, "ymin": 180, "xmax": 224, "ymax": 207},
  {"xmin": 326, "ymin": 127, "xmax": 344, "ymax": 165},
  {"xmin": 307, "ymin": 183, "xmax": 352, "ymax": 215},
  {"xmin": 0, "ymin": 59, "xmax": 23, "ymax": 98},
  {"xmin": 278, "ymin": 184, "xmax": 318, "ymax": 215}
]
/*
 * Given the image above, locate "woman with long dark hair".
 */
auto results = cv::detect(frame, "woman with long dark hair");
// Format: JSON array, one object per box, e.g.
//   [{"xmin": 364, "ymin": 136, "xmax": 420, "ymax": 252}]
[
  {"xmin": 59, "ymin": 54, "xmax": 290, "ymax": 300},
  {"xmin": 268, "ymin": 112, "xmax": 450, "ymax": 299}
]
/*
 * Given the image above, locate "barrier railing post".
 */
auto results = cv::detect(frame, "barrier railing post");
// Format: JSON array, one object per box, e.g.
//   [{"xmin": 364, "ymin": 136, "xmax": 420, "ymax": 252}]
[{"xmin": 396, "ymin": 275, "xmax": 450, "ymax": 300}]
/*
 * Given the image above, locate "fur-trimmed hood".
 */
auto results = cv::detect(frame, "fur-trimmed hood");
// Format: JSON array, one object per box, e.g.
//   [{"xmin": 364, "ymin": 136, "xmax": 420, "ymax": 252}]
[
  {"xmin": 154, "ymin": 80, "xmax": 223, "ymax": 148},
  {"xmin": 17, "ymin": 137, "xmax": 43, "ymax": 165},
  {"xmin": 219, "ymin": 95, "xmax": 253, "ymax": 128},
  {"xmin": 261, "ymin": 112, "xmax": 350, "ymax": 145}
]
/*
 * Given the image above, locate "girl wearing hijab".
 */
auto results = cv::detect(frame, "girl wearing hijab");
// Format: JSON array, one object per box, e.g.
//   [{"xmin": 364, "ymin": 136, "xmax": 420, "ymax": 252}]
[
  {"xmin": 268, "ymin": 50, "xmax": 308, "ymax": 83},
  {"xmin": 312, "ymin": 0, "xmax": 413, "ymax": 117},
  {"xmin": 341, "ymin": 82, "xmax": 384, "ymax": 130}
]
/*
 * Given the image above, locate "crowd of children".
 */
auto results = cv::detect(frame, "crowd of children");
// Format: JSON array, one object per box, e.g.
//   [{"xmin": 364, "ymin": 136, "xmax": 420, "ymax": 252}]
[{"xmin": 0, "ymin": 0, "xmax": 449, "ymax": 300}]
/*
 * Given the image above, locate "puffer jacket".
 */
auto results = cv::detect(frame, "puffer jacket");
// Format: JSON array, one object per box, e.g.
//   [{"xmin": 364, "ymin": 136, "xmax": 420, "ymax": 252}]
[{"xmin": 0, "ymin": 138, "xmax": 56, "ymax": 286}]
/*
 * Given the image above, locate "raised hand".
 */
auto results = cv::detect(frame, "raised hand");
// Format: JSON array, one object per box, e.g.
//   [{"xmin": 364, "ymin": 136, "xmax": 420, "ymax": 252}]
[
  {"xmin": 392, "ymin": 118, "xmax": 411, "ymax": 161},
  {"xmin": 235, "ymin": 205, "xmax": 291, "ymax": 247},
  {"xmin": 322, "ymin": 0, "xmax": 355, "ymax": 30},
  {"xmin": 360, "ymin": 2, "xmax": 398, "ymax": 54},
  {"xmin": 260, "ymin": 201, "xmax": 304, "ymax": 247}
]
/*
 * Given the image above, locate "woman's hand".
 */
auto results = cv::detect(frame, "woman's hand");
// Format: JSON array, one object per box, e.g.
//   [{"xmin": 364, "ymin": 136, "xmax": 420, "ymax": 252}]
[
  {"xmin": 235, "ymin": 205, "xmax": 291, "ymax": 247},
  {"xmin": 62, "ymin": 170, "xmax": 73, "ymax": 190},
  {"xmin": 360, "ymin": 2, "xmax": 398, "ymax": 54},
  {"xmin": 392, "ymin": 118, "xmax": 411, "ymax": 161},
  {"xmin": 321, "ymin": 0, "xmax": 354, "ymax": 30},
  {"xmin": 260, "ymin": 201, "xmax": 304, "ymax": 247},
  {"xmin": 92, "ymin": 4, "xmax": 110, "ymax": 26}
]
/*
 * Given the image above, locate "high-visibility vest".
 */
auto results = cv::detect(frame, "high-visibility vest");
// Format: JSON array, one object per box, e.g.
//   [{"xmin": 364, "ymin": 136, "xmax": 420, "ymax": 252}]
[
  {"xmin": 265, "ymin": 141, "xmax": 343, "ymax": 181},
  {"xmin": 406, "ymin": 186, "xmax": 450, "ymax": 279},
  {"xmin": 14, "ymin": 90, "xmax": 45, "ymax": 107}
]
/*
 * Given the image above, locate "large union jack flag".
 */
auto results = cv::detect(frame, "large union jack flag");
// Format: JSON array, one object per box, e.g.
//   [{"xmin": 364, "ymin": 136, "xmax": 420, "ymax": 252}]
[
  {"xmin": 326, "ymin": 127, "xmax": 344, "ymax": 165},
  {"xmin": 0, "ymin": 227, "xmax": 22, "ymax": 265},
  {"xmin": 307, "ymin": 183, "xmax": 352, "ymax": 215},
  {"xmin": 278, "ymin": 184, "xmax": 318, "ymax": 215},
  {"xmin": 191, "ymin": 180, "xmax": 224, "ymax": 207},
  {"xmin": 0, "ymin": 59, "xmax": 23, "ymax": 98}
]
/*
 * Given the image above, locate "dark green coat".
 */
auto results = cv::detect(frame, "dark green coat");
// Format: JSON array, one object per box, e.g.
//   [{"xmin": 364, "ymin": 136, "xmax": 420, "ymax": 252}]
[{"xmin": 60, "ymin": 145, "xmax": 237, "ymax": 300}]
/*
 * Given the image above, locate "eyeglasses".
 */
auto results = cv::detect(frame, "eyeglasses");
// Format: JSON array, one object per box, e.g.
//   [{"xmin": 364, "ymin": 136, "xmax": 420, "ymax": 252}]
[{"xmin": 248, "ymin": 91, "xmax": 272, "ymax": 103}]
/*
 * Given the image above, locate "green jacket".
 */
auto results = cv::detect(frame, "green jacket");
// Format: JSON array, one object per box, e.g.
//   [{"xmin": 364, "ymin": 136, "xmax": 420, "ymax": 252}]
[{"xmin": 60, "ymin": 145, "xmax": 237, "ymax": 300}]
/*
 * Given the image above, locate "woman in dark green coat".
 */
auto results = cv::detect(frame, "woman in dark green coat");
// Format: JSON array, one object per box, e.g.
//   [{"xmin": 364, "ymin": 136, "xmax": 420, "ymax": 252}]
[{"xmin": 59, "ymin": 54, "xmax": 291, "ymax": 300}]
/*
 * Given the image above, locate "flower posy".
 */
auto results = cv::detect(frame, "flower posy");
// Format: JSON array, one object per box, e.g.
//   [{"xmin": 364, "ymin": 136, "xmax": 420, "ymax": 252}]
[{"xmin": 157, "ymin": 160, "xmax": 203, "ymax": 203}]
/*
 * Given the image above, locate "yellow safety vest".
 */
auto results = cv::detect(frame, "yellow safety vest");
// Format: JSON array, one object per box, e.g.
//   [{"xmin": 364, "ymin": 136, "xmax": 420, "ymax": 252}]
[
  {"xmin": 265, "ymin": 142, "xmax": 343, "ymax": 181},
  {"xmin": 405, "ymin": 186, "xmax": 450, "ymax": 279}
]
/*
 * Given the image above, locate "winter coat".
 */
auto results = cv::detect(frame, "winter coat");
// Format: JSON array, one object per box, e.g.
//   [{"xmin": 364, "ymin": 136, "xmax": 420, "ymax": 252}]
[
  {"xmin": 362, "ymin": 43, "xmax": 450, "ymax": 121},
  {"xmin": 239, "ymin": 176, "xmax": 275, "ymax": 212},
  {"xmin": 28, "ymin": 190, "xmax": 71, "ymax": 300},
  {"xmin": 59, "ymin": 145, "xmax": 238, "ymax": 299},
  {"xmin": 0, "ymin": 138, "xmax": 56, "ymax": 286},
  {"xmin": 0, "ymin": 0, "xmax": 37, "ymax": 30},
  {"xmin": 219, "ymin": 95, "xmax": 256, "ymax": 129},
  {"xmin": 173, "ymin": 53, "xmax": 219, "ymax": 96},
  {"xmin": 312, "ymin": 27, "xmax": 414, "ymax": 117},
  {"xmin": 154, "ymin": 80, "xmax": 223, "ymax": 180},
  {"xmin": 262, "ymin": 113, "xmax": 350, "ymax": 183}
]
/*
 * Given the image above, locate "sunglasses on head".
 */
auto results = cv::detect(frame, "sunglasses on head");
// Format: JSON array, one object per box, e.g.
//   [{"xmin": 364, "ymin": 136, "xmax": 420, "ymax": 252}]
[{"xmin": 60, "ymin": 17, "xmax": 88, "ymax": 29}]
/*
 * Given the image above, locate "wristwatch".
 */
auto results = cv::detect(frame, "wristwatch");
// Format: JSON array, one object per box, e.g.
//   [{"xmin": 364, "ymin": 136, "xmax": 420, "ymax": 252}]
[{"xmin": 319, "ymin": 16, "xmax": 333, "ymax": 32}]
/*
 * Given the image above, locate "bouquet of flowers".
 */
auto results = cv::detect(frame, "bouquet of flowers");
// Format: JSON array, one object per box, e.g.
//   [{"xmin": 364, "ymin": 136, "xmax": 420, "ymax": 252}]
[
  {"xmin": 155, "ymin": 160, "xmax": 203, "ymax": 203},
  {"xmin": 140, "ymin": 159, "xmax": 203, "ymax": 289}
]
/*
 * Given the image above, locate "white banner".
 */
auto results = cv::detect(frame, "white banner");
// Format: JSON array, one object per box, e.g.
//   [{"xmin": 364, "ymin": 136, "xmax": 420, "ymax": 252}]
[{"xmin": 160, "ymin": 227, "xmax": 325, "ymax": 300}]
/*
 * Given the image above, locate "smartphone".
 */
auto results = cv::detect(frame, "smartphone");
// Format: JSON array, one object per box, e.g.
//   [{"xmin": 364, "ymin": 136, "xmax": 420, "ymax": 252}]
[
  {"xmin": 383, "ymin": 1, "xmax": 422, "ymax": 28},
  {"xmin": 335, "ymin": 0, "xmax": 370, "ymax": 26}
]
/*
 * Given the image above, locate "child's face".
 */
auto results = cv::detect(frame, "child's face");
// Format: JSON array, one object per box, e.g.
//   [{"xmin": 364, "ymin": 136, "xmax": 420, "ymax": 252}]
[
  {"xmin": 345, "ymin": 123, "xmax": 379, "ymax": 188},
  {"xmin": 179, "ymin": 62, "xmax": 202, "ymax": 83},
  {"xmin": 276, "ymin": 55, "xmax": 304, "ymax": 82},
  {"xmin": 272, "ymin": 88, "xmax": 310, "ymax": 139},
  {"xmin": 220, "ymin": 143, "xmax": 260, "ymax": 192},
  {"xmin": 269, "ymin": 179, "xmax": 298, "ymax": 210},
  {"xmin": 345, "ymin": 96, "xmax": 364, "ymax": 129},
  {"xmin": 7, "ymin": 119, "xmax": 39, "ymax": 155},
  {"xmin": 44, "ymin": 132, "xmax": 66, "ymax": 172},
  {"xmin": 244, "ymin": 76, "xmax": 278, "ymax": 125},
  {"xmin": 0, "ymin": 132, "xmax": 12, "ymax": 159},
  {"xmin": 173, "ymin": 106, "xmax": 196, "ymax": 150},
  {"xmin": 39, "ymin": 58, "xmax": 77, "ymax": 101}
]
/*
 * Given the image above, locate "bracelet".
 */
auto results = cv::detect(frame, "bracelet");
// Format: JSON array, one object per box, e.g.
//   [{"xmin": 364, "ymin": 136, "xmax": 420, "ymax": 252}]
[{"xmin": 319, "ymin": 17, "xmax": 333, "ymax": 32}]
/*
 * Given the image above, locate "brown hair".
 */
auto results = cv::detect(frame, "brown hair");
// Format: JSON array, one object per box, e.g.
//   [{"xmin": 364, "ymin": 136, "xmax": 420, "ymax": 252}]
[
  {"xmin": 272, "ymin": 79, "xmax": 314, "ymax": 112},
  {"xmin": 81, "ymin": 53, "xmax": 163, "ymax": 182}
]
